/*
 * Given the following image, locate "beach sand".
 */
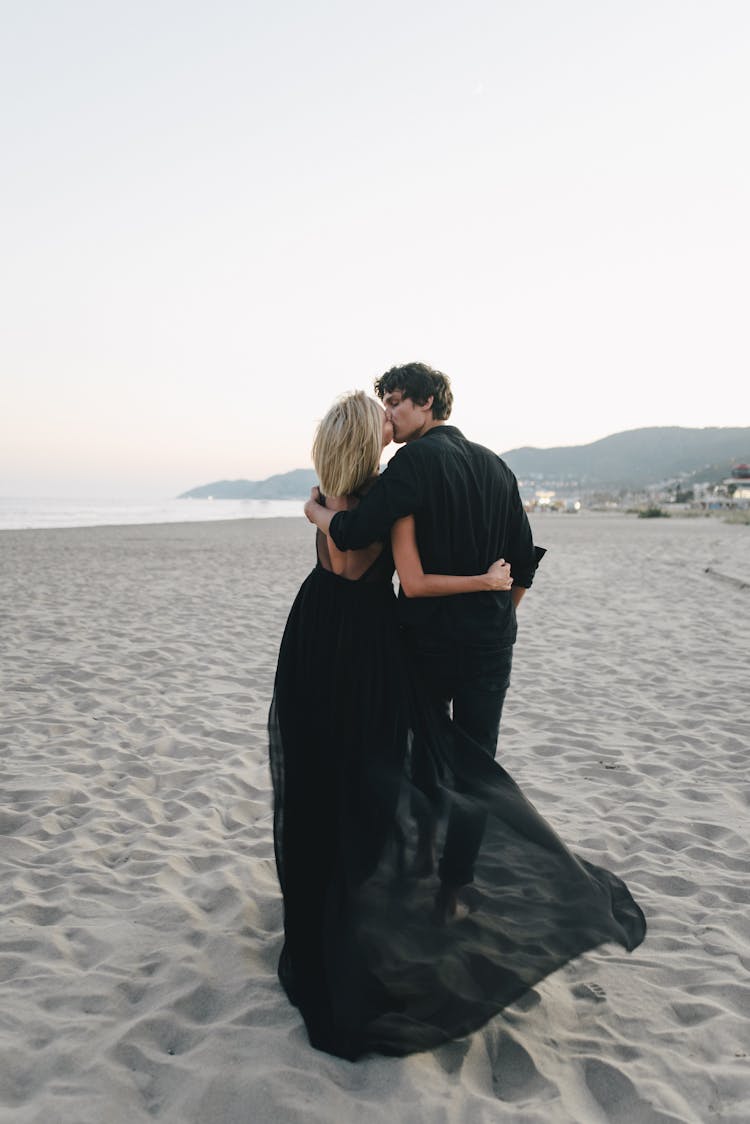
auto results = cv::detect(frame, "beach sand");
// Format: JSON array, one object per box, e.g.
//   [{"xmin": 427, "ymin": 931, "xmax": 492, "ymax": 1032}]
[{"xmin": 1, "ymin": 512, "xmax": 748, "ymax": 1124}]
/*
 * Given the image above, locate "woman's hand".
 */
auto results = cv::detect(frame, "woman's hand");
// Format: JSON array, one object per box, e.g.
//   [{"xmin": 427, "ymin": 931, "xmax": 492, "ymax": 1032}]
[{"xmin": 486, "ymin": 559, "xmax": 513, "ymax": 591}]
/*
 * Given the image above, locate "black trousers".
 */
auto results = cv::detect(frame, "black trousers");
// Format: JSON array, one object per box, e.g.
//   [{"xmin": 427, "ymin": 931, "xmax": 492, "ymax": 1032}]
[{"xmin": 405, "ymin": 633, "xmax": 513, "ymax": 887}]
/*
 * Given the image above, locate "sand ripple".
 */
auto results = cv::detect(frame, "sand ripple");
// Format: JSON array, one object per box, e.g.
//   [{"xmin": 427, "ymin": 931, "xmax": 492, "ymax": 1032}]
[{"xmin": 0, "ymin": 514, "xmax": 748, "ymax": 1123}]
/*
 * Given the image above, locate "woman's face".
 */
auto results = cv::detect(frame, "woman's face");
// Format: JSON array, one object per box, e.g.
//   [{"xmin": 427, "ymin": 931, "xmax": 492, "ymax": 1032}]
[{"xmin": 380, "ymin": 404, "xmax": 394, "ymax": 449}]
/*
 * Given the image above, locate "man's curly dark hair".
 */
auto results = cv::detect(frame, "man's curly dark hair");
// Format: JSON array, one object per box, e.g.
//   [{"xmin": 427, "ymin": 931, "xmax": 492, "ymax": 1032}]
[{"xmin": 373, "ymin": 362, "xmax": 453, "ymax": 421}]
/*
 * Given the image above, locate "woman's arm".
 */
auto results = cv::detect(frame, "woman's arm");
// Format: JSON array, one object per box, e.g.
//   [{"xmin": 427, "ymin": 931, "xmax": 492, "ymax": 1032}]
[{"xmin": 391, "ymin": 515, "xmax": 512, "ymax": 598}]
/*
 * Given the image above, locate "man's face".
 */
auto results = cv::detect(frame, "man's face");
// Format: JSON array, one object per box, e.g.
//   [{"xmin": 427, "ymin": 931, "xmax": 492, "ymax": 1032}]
[
  {"xmin": 379, "ymin": 404, "xmax": 394, "ymax": 448},
  {"xmin": 382, "ymin": 389, "xmax": 433, "ymax": 444}
]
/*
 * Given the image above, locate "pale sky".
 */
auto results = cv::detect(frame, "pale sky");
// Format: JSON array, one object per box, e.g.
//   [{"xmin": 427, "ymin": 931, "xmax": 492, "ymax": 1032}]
[{"xmin": 2, "ymin": 1, "xmax": 748, "ymax": 499}]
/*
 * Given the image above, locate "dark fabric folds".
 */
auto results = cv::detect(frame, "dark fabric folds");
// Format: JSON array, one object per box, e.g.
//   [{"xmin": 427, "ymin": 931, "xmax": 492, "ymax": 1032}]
[{"xmin": 268, "ymin": 542, "xmax": 645, "ymax": 1061}]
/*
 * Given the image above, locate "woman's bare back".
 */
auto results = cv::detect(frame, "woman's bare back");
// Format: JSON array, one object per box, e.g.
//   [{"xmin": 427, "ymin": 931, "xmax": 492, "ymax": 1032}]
[{"xmin": 317, "ymin": 490, "xmax": 385, "ymax": 582}]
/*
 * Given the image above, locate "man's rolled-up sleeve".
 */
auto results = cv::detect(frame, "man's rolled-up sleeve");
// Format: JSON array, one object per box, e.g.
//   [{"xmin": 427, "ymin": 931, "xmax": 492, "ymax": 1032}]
[
  {"xmin": 505, "ymin": 479, "xmax": 545, "ymax": 588},
  {"xmin": 329, "ymin": 449, "xmax": 422, "ymax": 551}
]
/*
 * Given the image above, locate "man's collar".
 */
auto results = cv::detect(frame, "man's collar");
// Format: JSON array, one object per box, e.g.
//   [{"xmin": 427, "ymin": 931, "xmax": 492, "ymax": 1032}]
[{"xmin": 422, "ymin": 424, "xmax": 462, "ymax": 439}]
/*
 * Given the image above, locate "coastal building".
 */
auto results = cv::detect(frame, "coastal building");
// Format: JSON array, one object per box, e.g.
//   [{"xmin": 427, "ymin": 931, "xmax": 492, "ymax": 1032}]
[
  {"xmin": 524, "ymin": 490, "xmax": 581, "ymax": 513},
  {"xmin": 724, "ymin": 464, "xmax": 750, "ymax": 503},
  {"xmin": 691, "ymin": 464, "xmax": 750, "ymax": 509}
]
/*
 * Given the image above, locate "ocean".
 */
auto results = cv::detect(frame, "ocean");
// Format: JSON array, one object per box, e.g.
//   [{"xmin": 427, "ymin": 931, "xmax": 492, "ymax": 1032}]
[{"xmin": 0, "ymin": 497, "xmax": 305, "ymax": 531}]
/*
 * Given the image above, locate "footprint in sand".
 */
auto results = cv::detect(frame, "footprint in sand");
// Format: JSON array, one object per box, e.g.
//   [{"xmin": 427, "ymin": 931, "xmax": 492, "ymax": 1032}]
[
  {"xmin": 573, "ymin": 982, "xmax": 607, "ymax": 1003},
  {"xmin": 490, "ymin": 1034, "xmax": 555, "ymax": 1101}
]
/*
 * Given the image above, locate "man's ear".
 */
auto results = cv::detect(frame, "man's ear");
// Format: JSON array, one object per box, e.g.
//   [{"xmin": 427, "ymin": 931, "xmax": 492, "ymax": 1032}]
[{"xmin": 421, "ymin": 395, "xmax": 434, "ymax": 414}]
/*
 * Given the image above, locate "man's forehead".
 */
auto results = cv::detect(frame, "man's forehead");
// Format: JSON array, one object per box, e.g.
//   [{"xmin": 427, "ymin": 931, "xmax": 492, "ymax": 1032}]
[{"xmin": 383, "ymin": 388, "xmax": 405, "ymax": 402}]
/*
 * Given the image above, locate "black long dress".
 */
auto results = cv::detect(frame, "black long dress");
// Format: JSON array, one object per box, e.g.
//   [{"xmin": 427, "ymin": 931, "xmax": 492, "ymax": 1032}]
[{"xmin": 268, "ymin": 532, "xmax": 645, "ymax": 1061}]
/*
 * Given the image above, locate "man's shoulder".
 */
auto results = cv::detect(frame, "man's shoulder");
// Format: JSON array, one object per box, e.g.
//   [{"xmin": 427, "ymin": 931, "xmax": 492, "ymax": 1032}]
[
  {"xmin": 386, "ymin": 427, "xmax": 515, "ymax": 480},
  {"xmin": 438, "ymin": 427, "xmax": 514, "ymax": 474},
  {"xmin": 471, "ymin": 441, "xmax": 515, "ymax": 476}
]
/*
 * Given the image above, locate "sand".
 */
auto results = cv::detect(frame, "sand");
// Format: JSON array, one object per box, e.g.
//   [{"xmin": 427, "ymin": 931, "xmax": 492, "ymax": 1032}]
[{"xmin": 1, "ymin": 512, "xmax": 748, "ymax": 1124}]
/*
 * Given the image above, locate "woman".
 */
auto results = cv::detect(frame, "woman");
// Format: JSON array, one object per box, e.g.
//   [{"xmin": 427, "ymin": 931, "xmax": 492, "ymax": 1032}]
[{"xmin": 268, "ymin": 392, "xmax": 645, "ymax": 1061}]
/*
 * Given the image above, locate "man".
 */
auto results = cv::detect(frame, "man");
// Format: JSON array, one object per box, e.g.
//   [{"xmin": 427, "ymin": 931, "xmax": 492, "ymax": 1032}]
[{"xmin": 304, "ymin": 362, "xmax": 542, "ymax": 917}]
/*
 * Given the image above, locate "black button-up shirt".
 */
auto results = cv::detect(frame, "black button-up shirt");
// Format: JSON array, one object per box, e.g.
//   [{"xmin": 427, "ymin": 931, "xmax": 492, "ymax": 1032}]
[{"xmin": 329, "ymin": 425, "xmax": 542, "ymax": 644}]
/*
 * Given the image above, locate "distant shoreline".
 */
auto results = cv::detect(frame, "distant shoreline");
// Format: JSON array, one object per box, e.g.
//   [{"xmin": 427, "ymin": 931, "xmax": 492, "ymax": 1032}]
[
  {"xmin": 2, "ymin": 506, "xmax": 747, "ymax": 536},
  {"xmin": 0, "ymin": 497, "xmax": 304, "ymax": 533}
]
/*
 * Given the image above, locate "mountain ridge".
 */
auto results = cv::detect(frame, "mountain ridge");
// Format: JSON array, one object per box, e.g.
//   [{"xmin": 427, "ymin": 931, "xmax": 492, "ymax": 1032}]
[
  {"xmin": 501, "ymin": 426, "xmax": 750, "ymax": 488},
  {"xmin": 178, "ymin": 426, "xmax": 750, "ymax": 498}
]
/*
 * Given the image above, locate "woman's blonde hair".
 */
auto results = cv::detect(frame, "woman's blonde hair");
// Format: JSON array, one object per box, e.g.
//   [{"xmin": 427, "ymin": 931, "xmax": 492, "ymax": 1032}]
[{"xmin": 312, "ymin": 391, "xmax": 382, "ymax": 497}]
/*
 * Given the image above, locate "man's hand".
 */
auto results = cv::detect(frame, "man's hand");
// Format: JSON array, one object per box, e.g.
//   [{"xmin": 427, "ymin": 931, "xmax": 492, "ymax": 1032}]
[
  {"xmin": 304, "ymin": 486, "xmax": 323, "ymax": 525},
  {"xmin": 303, "ymin": 487, "xmax": 335, "ymax": 533},
  {"xmin": 486, "ymin": 558, "xmax": 513, "ymax": 591}
]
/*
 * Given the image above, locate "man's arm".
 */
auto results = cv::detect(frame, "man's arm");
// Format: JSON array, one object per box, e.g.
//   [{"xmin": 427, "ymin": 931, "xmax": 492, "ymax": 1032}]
[
  {"xmin": 511, "ymin": 546, "xmax": 546, "ymax": 607},
  {"xmin": 503, "ymin": 472, "xmax": 545, "ymax": 602},
  {"xmin": 304, "ymin": 448, "xmax": 422, "ymax": 551}
]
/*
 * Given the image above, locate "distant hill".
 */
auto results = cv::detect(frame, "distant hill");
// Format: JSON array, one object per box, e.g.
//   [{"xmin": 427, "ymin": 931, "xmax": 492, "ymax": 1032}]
[
  {"xmin": 500, "ymin": 427, "xmax": 750, "ymax": 489},
  {"xmin": 179, "ymin": 427, "xmax": 750, "ymax": 499},
  {"xmin": 179, "ymin": 469, "xmax": 317, "ymax": 500}
]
